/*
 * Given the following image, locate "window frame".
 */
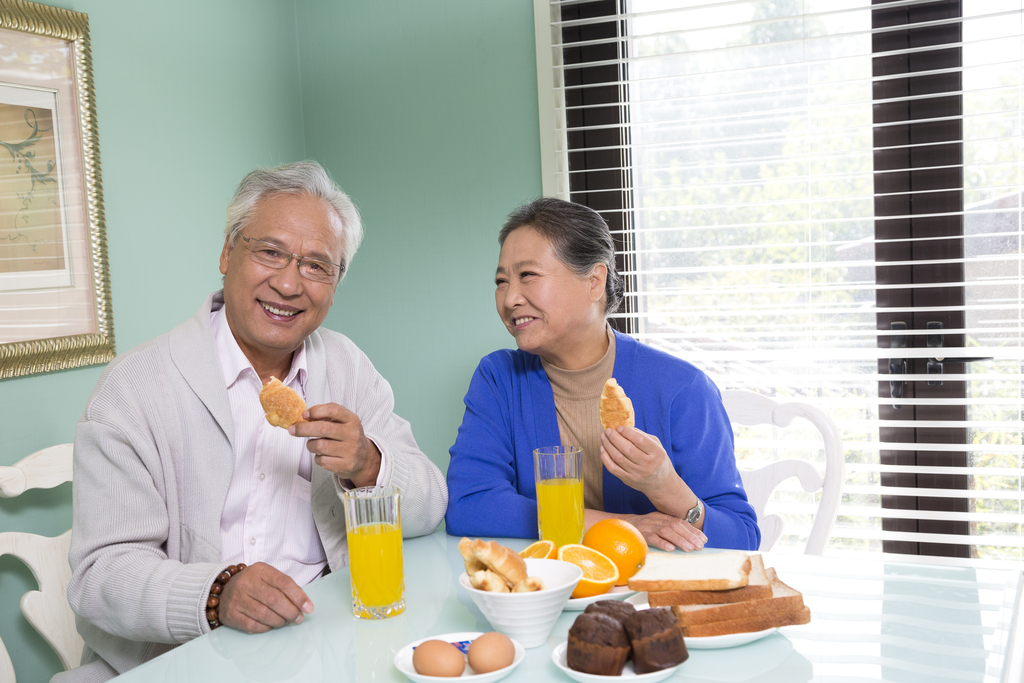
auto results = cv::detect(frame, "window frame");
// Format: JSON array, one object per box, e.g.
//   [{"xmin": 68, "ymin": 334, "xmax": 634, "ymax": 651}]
[{"xmin": 872, "ymin": 0, "xmax": 970, "ymax": 558}]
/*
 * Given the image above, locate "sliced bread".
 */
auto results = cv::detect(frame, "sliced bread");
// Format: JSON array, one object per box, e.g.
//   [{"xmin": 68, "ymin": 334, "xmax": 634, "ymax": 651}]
[
  {"xmin": 680, "ymin": 605, "xmax": 811, "ymax": 638},
  {"xmin": 670, "ymin": 573, "xmax": 804, "ymax": 626},
  {"xmin": 648, "ymin": 554, "xmax": 771, "ymax": 606},
  {"xmin": 627, "ymin": 551, "xmax": 751, "ymax": 592}
]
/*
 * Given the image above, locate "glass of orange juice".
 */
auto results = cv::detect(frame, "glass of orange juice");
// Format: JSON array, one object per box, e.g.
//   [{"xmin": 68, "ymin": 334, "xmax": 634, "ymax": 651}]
[
  {"xmin": 533, "ymin": 446, "xmax": 584, "ymax": 547},
  {"xmin": 342, "ymin": 485, "xmax": 405, "ymax": 619}
]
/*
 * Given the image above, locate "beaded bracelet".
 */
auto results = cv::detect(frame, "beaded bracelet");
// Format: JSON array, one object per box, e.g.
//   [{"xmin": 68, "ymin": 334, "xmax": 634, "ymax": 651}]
[{"xmin": 206, "ymin": 563, "xmax": 246, "ymax": 630}]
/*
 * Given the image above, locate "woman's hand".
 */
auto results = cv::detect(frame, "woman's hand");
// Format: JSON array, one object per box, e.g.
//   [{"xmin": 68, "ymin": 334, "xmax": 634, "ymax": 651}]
[
  {"xmin": 600, "ymin": 426, "xmax": 677, "ymax": 497},
  {"xmin": 598, "ymin": 426, "xmax": 708, "ymax": 539},
  {"xmin": 621, "ymin": 512, "xmax": 708, "ymax": 553}
]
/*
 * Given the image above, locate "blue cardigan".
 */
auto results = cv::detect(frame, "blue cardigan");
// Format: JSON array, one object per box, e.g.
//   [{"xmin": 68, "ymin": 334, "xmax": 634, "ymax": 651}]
[{"xmin": 445, "ymin": 331, "xmax": 760, "ymax": 550}]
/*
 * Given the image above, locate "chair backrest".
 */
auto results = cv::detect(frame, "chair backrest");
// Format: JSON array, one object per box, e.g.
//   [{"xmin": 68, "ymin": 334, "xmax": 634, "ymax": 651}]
[
  {"xmin": 0, "ymin": 444, "xmax": 82, "ymax": 683},
  {"xmin": 721, "ymin": 390, "xmax": 844, "ymax": 554}
]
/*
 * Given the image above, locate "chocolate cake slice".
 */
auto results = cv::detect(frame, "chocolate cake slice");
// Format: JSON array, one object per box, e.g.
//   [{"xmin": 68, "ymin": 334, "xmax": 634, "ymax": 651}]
[
  {"xmin": 623, "ymin": 608, "xmax": 688, "ymax": 674},
  {"xmin": 567, "ymin": 612, "xmax": 631, "ymax": 676}
]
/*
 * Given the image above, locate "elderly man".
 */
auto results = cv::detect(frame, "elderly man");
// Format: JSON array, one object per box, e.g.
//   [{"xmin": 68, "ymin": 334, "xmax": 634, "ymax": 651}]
[{"xmin": 59, "ymin": 161, "xmax": 447, "ymax": 682}]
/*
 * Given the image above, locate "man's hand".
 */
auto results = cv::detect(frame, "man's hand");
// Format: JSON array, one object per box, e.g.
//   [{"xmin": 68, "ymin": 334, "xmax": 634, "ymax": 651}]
[
  {"xmin": 621, "ymin": 512, "xmax": 708, "ymax": 553},
  {"xmin": 217, "ymin": 563, "xmax": 313, "ymax": 633},
  {"xmin": 289, "ymin": 403, "xmax": 382, "ymax": 487},
  {"xmin": 600, "ymin": 427, "xmax": 677, "ymax": 496}
]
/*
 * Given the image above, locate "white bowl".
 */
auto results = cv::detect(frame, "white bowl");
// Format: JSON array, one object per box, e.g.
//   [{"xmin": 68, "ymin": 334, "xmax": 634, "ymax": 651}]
[{"xmin": 458, "ymin": 558, "xmax": 582, "ymax": 648}]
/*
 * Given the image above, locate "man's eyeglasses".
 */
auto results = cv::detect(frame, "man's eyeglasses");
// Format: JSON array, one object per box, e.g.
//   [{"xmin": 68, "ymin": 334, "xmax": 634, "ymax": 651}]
[{"xmin": 240, "ymin": 236, "xmax": 345, "ymax": 284}]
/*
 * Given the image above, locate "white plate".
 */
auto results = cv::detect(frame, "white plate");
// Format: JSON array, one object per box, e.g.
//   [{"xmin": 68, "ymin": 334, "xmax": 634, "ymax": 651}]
[
  {"xmin": 551, "ymin": 641, "xmax": 684, "ymax": 683},
  {"xmin": 624, "ymin": 598, "xmax": 777, "ymax": 650},
  {"xmin": 394, "ymin": 632, "xmax": 525, "ymax": 683},
  {"xmin": 683, "ymin": 627, "xmax": 777, "ymax": 649},
  {"xmin": 564, "ymin": 585, "xmax": 637, "ymax": 611}
]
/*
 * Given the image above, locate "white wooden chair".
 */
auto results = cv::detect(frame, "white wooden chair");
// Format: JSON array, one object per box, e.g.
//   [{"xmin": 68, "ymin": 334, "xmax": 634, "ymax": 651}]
[
  {"xmin": 0, "ymin": 444, "xmax": 82, "ymax": 683},
  {"xmin": 722, "ymin": 390, "xmax": 844, "ymax": 554}
]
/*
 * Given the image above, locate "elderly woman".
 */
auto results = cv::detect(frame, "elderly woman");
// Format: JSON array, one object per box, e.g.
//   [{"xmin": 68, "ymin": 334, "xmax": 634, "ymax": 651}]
[{"xmin": 445, "ymin": 198, "xmax": 759, "ymax": 552}]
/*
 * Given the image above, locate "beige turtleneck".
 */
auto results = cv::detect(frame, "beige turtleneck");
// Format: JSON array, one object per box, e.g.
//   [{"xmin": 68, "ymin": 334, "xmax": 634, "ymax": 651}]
[{"xmin": 541, "ymin": 325, "xmax": 616, "ymax": 510}]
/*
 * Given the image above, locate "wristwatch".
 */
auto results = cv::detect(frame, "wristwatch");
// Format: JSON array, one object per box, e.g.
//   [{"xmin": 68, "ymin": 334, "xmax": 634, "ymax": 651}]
[{"xmin": 686, "ymin": 498, "xmax": 704, "ymax": 525}]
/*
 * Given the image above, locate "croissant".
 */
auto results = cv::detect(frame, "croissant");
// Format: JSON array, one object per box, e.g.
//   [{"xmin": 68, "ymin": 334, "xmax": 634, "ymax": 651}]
[
  {"xmin": 259, "ymin": 377, "xmax": 308, "ymax": 429},
  {"xmin": 459, "ymin": 537, "xmax": 529, "ymax": 589},
  {"xmin": 470, "ymin": 538, "xmax": 528, "ymax": 587},
  {"xmin": 513, "ymin": 576, "xmax": 546, "ymax": 592},
  {"xmin": 460, "ymin": 538, "xmax": 547, "ymax": 593},
  {"xmin": 599, "ymin": 378, "xmax": 635, "ymax": 430},
  {"xmin": 470, "ymin": 569, "xmax": 511, "ymax": 593},
  {"xmin": 458, "ymin": 537, "xmax": 487, "ymax": 573}
]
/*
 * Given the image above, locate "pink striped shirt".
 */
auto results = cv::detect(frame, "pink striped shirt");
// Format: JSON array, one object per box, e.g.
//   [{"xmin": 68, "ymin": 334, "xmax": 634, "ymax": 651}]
[{"xmin": 211, "ymin": 306, "xmax": 327, "ymax": 586}]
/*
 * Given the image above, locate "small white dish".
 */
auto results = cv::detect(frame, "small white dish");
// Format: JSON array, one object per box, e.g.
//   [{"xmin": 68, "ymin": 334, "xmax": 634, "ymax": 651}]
[
  {"xmin": 394, "ymin": 632, "xmax": 525, "ymax": 683},
  {"xmin": 551, "ymin": 641, "xmax": 684, "ymax": 683},
  {"xmin": 564, "ymin": 585, "xmax": 637, "ymax": 611},
  {"xmin": 623, "ymin": 598, "xmax": 778, "ymax": 650}
]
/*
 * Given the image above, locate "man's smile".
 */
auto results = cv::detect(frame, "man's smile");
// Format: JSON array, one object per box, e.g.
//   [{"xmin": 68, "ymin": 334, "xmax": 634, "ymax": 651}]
[{"xmin": 260, "ymin": 300, "xmax": 301, "ymax": 319}]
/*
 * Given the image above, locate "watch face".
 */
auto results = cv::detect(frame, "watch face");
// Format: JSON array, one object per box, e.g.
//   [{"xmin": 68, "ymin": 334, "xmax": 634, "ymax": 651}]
[{"xmin": 687, "ymin": 505, "xmax": 700, "ymax": 524}]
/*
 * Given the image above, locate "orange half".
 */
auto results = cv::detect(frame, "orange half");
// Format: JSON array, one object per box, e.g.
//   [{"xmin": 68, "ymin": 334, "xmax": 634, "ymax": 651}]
[
  {"xmin": 557, "ymin": 544, "xmax": 619, "ymax": 598},
  {"xmin": 519, "ymin": 539, "xmax": 558, "ymax": 559}
]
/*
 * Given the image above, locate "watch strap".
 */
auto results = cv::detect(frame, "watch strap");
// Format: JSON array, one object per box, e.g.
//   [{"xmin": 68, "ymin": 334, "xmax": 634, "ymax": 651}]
[{"xmin": 687, "ymin": 498, "xmax": 704, "ymax": 525}]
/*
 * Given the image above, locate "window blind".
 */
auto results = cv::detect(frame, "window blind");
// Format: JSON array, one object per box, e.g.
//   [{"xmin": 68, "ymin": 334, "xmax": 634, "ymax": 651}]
[{"xmin": 534, "ymin": 0, "xmax": 1024, "ymax": 561}]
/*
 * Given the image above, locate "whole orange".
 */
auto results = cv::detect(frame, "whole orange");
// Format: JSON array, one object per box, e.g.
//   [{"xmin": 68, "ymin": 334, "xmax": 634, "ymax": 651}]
[{"xmin": 582, "ymin": 519, "xmax": 648, "ymax": 586}]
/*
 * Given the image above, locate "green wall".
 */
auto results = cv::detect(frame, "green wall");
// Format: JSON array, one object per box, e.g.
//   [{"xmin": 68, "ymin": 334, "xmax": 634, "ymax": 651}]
[
  {"xmin": 295, "ymin": 0, "xmax": 538, "ymax": 466},
  {"xmin": 0, "ymin": 1, "xmax": 541, "ymax": 682},
  {"xmin": 0, "ymin": 1, "xmax": 308, "ymax": 681}
]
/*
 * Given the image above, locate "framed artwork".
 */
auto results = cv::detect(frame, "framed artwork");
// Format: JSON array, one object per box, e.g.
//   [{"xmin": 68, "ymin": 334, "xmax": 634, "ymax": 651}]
[{"xmin": 0, "ymin": 0, "xmax": 113, "ymax": 379}]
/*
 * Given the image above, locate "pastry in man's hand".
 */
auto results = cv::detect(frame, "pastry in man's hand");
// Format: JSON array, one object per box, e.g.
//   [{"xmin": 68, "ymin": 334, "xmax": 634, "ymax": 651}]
[
  {"xmin": 259, "ymin": 377, "xmax": 308, "ymax": 429},
  {"xmin": 599, "ymin": 378, "xmax": 635, "ymax": 429}
]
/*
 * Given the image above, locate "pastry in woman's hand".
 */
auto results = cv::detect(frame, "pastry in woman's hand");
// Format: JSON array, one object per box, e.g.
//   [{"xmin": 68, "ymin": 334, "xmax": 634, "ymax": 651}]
[
  {"xmin": 259, "ymin": 377, "xmax": 308, "ymax": 429},
  {"xmin": 600, "ymin": 378, "xmax": 635, "ymax": 429}
]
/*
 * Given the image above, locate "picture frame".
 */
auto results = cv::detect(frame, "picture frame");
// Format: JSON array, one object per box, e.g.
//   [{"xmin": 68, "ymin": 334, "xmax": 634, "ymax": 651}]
[{"xmin": 0, "ymin": 0, "xmax": 113, "ymax": 379}]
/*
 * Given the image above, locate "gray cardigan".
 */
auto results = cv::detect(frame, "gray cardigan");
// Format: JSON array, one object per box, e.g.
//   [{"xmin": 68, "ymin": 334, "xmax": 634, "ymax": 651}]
[{"xmin": 59, "ymin": 292, "xmax": 447, "ymax": 682}]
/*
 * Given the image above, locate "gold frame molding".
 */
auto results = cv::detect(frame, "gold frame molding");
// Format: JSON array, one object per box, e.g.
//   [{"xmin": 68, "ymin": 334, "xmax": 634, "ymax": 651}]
[{"xmin": 0, "ymin": 0, "xmax": 113, "ymax": 379}]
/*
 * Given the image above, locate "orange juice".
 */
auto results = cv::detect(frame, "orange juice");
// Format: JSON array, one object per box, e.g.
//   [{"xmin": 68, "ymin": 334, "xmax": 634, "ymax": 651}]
[
  {"xmin": 347, "ymin": 522, "xmax": 405, "ymax": 616},
  {"xmin": 536, "ymin": 477, "xmax": 584, "ymax": 547}
]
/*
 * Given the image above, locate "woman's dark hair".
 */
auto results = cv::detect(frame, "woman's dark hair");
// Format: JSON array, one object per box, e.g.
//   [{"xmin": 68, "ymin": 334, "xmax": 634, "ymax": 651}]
[{"xmin": 499, "ymin": 198, "xmax": 625, "ymax": 315}]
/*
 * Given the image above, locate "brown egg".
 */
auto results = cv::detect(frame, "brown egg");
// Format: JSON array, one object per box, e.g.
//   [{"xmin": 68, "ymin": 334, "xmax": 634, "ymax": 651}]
[
  {"xmin": 412, "ymin": 639, "xmax": 466, "ymax": 677},
  {"xmin": 467, "ymin": 632, "xmax": 516, "ymax": 674}
]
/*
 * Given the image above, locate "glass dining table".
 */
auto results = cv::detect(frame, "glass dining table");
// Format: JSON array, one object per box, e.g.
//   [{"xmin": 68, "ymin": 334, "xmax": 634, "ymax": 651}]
[{"xmin": 113, "ymin": 529, "xmax": 1024, "ymax": 683}]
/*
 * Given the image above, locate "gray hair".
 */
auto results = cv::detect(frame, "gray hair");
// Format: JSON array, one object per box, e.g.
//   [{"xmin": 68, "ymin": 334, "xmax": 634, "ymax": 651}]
[
  {"xmin": 499, "ymin": 198, "xmax": 624, "ymax": 315},
  {"xmin": 224, "ymin": 160, "xmax": 363, "ymax": 278}
]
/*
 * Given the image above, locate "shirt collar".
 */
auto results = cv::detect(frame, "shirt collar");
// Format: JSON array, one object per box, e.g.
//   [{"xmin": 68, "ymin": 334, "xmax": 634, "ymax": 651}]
[{"xmin": 210, "ymin": 303, "xmax": 308, "ymax": 392}]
